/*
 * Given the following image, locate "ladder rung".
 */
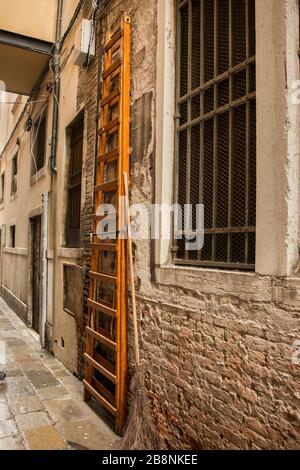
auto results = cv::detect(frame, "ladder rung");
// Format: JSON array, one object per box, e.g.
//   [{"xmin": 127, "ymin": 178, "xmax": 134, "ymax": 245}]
[
  {"xmin": 95, "ymin": 180, "xmax": 117, "ymax": 193},
  {"xmin": 89, "ymin": 271, "xmax": 117, "ymax": 283},
  {"xmin": 92, "ymin": 242, "xmax": 117, "ymax": 252},
  {"xmin": 105, "ymin": 29, "xmax": 122, "ymax": 52},
  {"xmin": 99, "ymin": 118, "xmax": 119, "ymax": 135},
  {"xmin": 84, "ymin": 353, "xmax": 117, "ymax": 384},
  {"xmin": 97, "ymin": 148, "xmax": 119, "ymax": 163},
  {"xmin": 94, "ymin": 350, "xmax": 115, "ymax": 375},
  {"xmin": 101, "ymin": 89, "xmax": 120, "ymax": 107},
  {"xmin": 86, "ymin": 326, "xmax": 117, "ymax": 351},
  {"xmin": 103, "ymin": 58, "xmax": 122, "ymax": 79},
  {"xmin": 83, "ymin": 379, "xmax": 117, "ymax": 416},
  {"xmin": 93, "ymin": 377, "xmax": 116, "ymax": 410},
  {"xmin": 93, "ymin": 213, "xmax": 115, "ymax": 222},
  {"xmin": 88, "ymin": 298, "xmax": 117, "ymax": 317}
]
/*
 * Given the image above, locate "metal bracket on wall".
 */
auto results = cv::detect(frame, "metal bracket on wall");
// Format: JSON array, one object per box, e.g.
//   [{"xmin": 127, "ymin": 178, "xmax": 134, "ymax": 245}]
[{"xmin": 83, "ymin": 14, "xmax": 131, "ymax": 435}]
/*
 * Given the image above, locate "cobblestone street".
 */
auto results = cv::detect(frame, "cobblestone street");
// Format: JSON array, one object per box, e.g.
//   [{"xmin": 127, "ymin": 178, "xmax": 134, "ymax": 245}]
[{"xmin": 0, "ymin": 298, "xmax": 117, "ymax": 450}]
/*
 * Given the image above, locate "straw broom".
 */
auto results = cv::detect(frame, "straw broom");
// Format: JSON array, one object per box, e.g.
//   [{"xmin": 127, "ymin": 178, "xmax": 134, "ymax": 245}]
[{"xmin": 118, "ymin": 172, "xmax": 164, "ymax": 450}]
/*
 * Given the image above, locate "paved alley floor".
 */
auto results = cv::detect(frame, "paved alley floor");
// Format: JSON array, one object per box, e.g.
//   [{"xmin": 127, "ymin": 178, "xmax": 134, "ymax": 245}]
[{"xmin": 0, "ymin": 297, "xmax": 117, "ymax": 450}]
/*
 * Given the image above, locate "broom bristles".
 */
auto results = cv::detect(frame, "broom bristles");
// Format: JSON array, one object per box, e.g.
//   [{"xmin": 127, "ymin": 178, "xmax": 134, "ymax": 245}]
[{"xmin": 117, "ymin": 366, "xmax": 164, "ymax": 450}]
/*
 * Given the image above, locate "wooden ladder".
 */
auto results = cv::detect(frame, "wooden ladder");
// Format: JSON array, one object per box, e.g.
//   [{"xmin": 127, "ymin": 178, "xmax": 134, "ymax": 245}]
[{"xmin": 84, "ymin": 14, "xmax": 131, "ymax": 435}]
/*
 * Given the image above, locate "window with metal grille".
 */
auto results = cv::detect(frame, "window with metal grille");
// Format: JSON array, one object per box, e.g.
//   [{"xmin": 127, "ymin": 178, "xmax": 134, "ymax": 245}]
[
  {"xmin": 9, "ymin": 225, "xmax": 16, "ymax": 248},
  {"xmin": 0, "ymin": 172, "xmax": 4, "ymax": 204},
  {"xmin": 11, "ymin": 153, "xmax": 18, "ymax": 195},
  {"xmin": 175, "ymin": 0, "xmax": 256, "ymax": 270},
  {"xmin": 32, "ymin": 113, "xmax": 47, "ymax": 175},
  {"xmin": 65, "ymin": 113, "xmax": 84, "ymax": 248}
]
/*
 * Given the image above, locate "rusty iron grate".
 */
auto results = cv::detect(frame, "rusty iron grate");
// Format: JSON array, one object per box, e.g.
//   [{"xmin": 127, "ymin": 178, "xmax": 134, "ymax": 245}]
[
  {"xmin": 175, "ymin": 0, "xmax": 256, "ymax": 270},
  {"xmin": 66, "ymin": 113, "xmax": 84, "ymax": 248}
]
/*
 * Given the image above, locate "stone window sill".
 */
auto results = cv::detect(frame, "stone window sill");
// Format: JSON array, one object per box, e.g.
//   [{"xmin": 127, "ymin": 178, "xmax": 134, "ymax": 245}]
[
  {"xmin": 30, "ymin": 166, "xmax": 46, "ymax": 186},
  {"xmin": 57, "ymin": 247, "xmax": 83, "ymax": 259},
  {"xmin": 155, "ymin": 265, "xmax": 300, "ymax": 305},
  {"xmin": 3, "ymin": 247, "xmax": 28, "ymax": 256},
  {"xmin": 155, "ymin": 265, "xmax": 272, "ymax": 302},
  {"xmin": 64, "ymin": 308, "xmax": 75, "ymax": 318}
]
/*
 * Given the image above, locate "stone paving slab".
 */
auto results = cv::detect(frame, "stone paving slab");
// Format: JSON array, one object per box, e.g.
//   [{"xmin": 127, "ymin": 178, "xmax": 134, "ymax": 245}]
[
  {"xmin": 15, "ymin": 411, "xmax": 51, "ymax": 431},
  {"xmin": 9, "ymin": 395, "xmax": 43, "ymax": 415},
  {"xmin": 0, "ymin": 403, "xmax": 11, "ymax": 422},
  {"xmin": 0, "ymin": 297, "xmax": 117, "ymax": 450},
  {"xmin": 0, "ymin": 436, "xmax": 25, "ymax": 450},
  {"xmin": 24, "ymin": 425, "xmax": 66, "ymax": 451},
  {"xmin": 0, "ymin": 419, "xmax": 18, "ymax": 438},
  {"xmin": 56, "ymin": 418, "xmax": 115, "ymax": 451},
  {"xmin": 43, "ymin": 398, "xmax": 87, "ymax": 423}
]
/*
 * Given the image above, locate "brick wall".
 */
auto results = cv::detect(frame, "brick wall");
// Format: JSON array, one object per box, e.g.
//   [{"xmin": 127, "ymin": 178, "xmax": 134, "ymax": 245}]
[
  {"xmin": 135, "ymin": 281, "xmax": 300, "ymax": 449},
  {"xmin": 79, "ymin": 0, "xmax": 300, "ymax": 450}
]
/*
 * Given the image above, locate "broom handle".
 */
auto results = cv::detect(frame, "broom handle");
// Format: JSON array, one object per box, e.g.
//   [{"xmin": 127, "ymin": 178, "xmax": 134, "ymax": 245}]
[{"xmin": 124, "ymin": 172, "xmax": 141, "ymax": 367}]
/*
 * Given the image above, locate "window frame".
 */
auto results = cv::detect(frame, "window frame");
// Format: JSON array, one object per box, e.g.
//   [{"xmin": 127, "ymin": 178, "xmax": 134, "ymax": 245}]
[
  {"xmin": 65, "ymin": 111, "xmax": 84, "ymax": 248},
  {"xmin": 173, "ymin": 0, "xmax": 256, "ymax": 271},
  {"xmin": 155, "ymin": 0, "xmax": 299, "ymax": 279},
  {"xmin": 0, "ymin": 172, "xmax": 5, "ymax": 204},
  {"xmin": 31, "ymin": 110, "xmax": 47, "ymax": 176},
  {"xmin": 11, "ymin": 152, "xmax": 18, "ymax": 195},
  {"xmin": 9, "ymin": 225, "xmax": 16, "ymax": 248}
]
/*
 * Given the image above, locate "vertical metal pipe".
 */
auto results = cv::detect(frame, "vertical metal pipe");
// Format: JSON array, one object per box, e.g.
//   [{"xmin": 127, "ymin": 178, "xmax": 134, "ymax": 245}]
[
  {"xmin": 50, "ymin": 0, "xmax": 64, "ymax": 172},
  {"xmin": 41, "ymin": 192, "xmax": 49, "ymax": 348},
  {"xmin": 48, "ymin": 0, "xmax": 64, "ymax": 353}
]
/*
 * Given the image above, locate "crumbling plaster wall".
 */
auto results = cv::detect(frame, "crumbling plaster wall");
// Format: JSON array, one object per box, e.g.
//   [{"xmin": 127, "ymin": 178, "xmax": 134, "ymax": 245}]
[
  {"xmin": 78, "ymin": 0, "xmax": 300, "ymax": 449},
  {"xmin": 127, "ymin": 0, "xmax": 300, "ymax": 450}
]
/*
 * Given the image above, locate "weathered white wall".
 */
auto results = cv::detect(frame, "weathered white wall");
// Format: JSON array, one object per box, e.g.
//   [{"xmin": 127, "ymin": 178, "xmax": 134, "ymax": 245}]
[
  {"xmin": 0, "ymin": 82, "xmax": 53, "ymax": 322},
  {"xmin": 0, "ymin": 93, "xmax": 27, "ymax": 154},
  {"xmin": 256, "ymin": 0, "xmax": 300, "ymax": 276}
]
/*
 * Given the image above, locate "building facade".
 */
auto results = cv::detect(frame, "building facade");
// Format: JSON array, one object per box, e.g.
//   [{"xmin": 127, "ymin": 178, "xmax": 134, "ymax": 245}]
[{"xmin": 0, "ymin": 0, "xmax": 299, "ymax": 449}]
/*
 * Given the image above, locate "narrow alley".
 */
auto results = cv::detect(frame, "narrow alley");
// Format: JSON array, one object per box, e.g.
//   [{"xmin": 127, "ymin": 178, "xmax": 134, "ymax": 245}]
[
  {"xmin": 0, "ymin": 297, "xmax": 116, "ymax": 450},
  {"xmin": 0, "ymin": 0, "xmax": 299, "ymax": 455}
]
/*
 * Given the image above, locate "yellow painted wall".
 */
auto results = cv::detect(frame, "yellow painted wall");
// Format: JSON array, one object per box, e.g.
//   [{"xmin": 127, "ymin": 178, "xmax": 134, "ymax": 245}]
[
  {"xmin": 0, "ymin": 0, "xmax": 84, "ymax": 374},
  {"xmin": 0, "ymin": 0, "xmax": 81, "ymax": 43},
  {"xmin": 0, "ymin": 0, "xmax": 58, "ymax": 42}
]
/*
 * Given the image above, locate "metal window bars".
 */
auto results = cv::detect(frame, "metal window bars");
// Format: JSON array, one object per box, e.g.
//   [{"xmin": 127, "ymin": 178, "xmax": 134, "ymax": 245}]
[
  {"xmin": 174, "ymin": 0, "xmax": 256, "ymax": 270},
  {"xmin": 84, "ymin": 14, "xmax": 130, "ymax": 436},
  {"xmin": 66, "ymin": 113, "xmax": 84, "ymax": 248}
]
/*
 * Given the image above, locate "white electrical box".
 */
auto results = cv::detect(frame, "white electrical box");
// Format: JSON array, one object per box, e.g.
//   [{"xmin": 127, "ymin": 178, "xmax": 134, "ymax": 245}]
[{"xmin": 74, "ymin": 19, "xmax": 95, "ymax": 67}]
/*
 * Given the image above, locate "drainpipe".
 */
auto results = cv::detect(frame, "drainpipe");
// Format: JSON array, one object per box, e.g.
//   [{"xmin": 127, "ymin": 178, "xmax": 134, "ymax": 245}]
[
  {"xmin": 48, "ymin": 0, "xmax": 63, "ymax": 354},
  {"xmin": 50, "ymin": 0, "xmax": 63, "ymax": 172},
  {"xmin": 41, "ymin": 193, "xmax": 49, "ymax": 348}
]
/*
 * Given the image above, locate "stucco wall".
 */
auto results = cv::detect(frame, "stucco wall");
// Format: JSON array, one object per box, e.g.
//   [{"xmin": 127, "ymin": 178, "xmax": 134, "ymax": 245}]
[
  {"xmin": 0, "ymin": 79, "xmax": 53, "ymax": 323},
  {"xmin": 0, "ymin": 0, "xmax": 57, "ymax": 42},
  {"xmin": 50, "ymin": 7, "xmax": 82, "ymax": 373},
  {"xmin": 0, "ymin": 93, "xmax": 27, "ymax": 154}
]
